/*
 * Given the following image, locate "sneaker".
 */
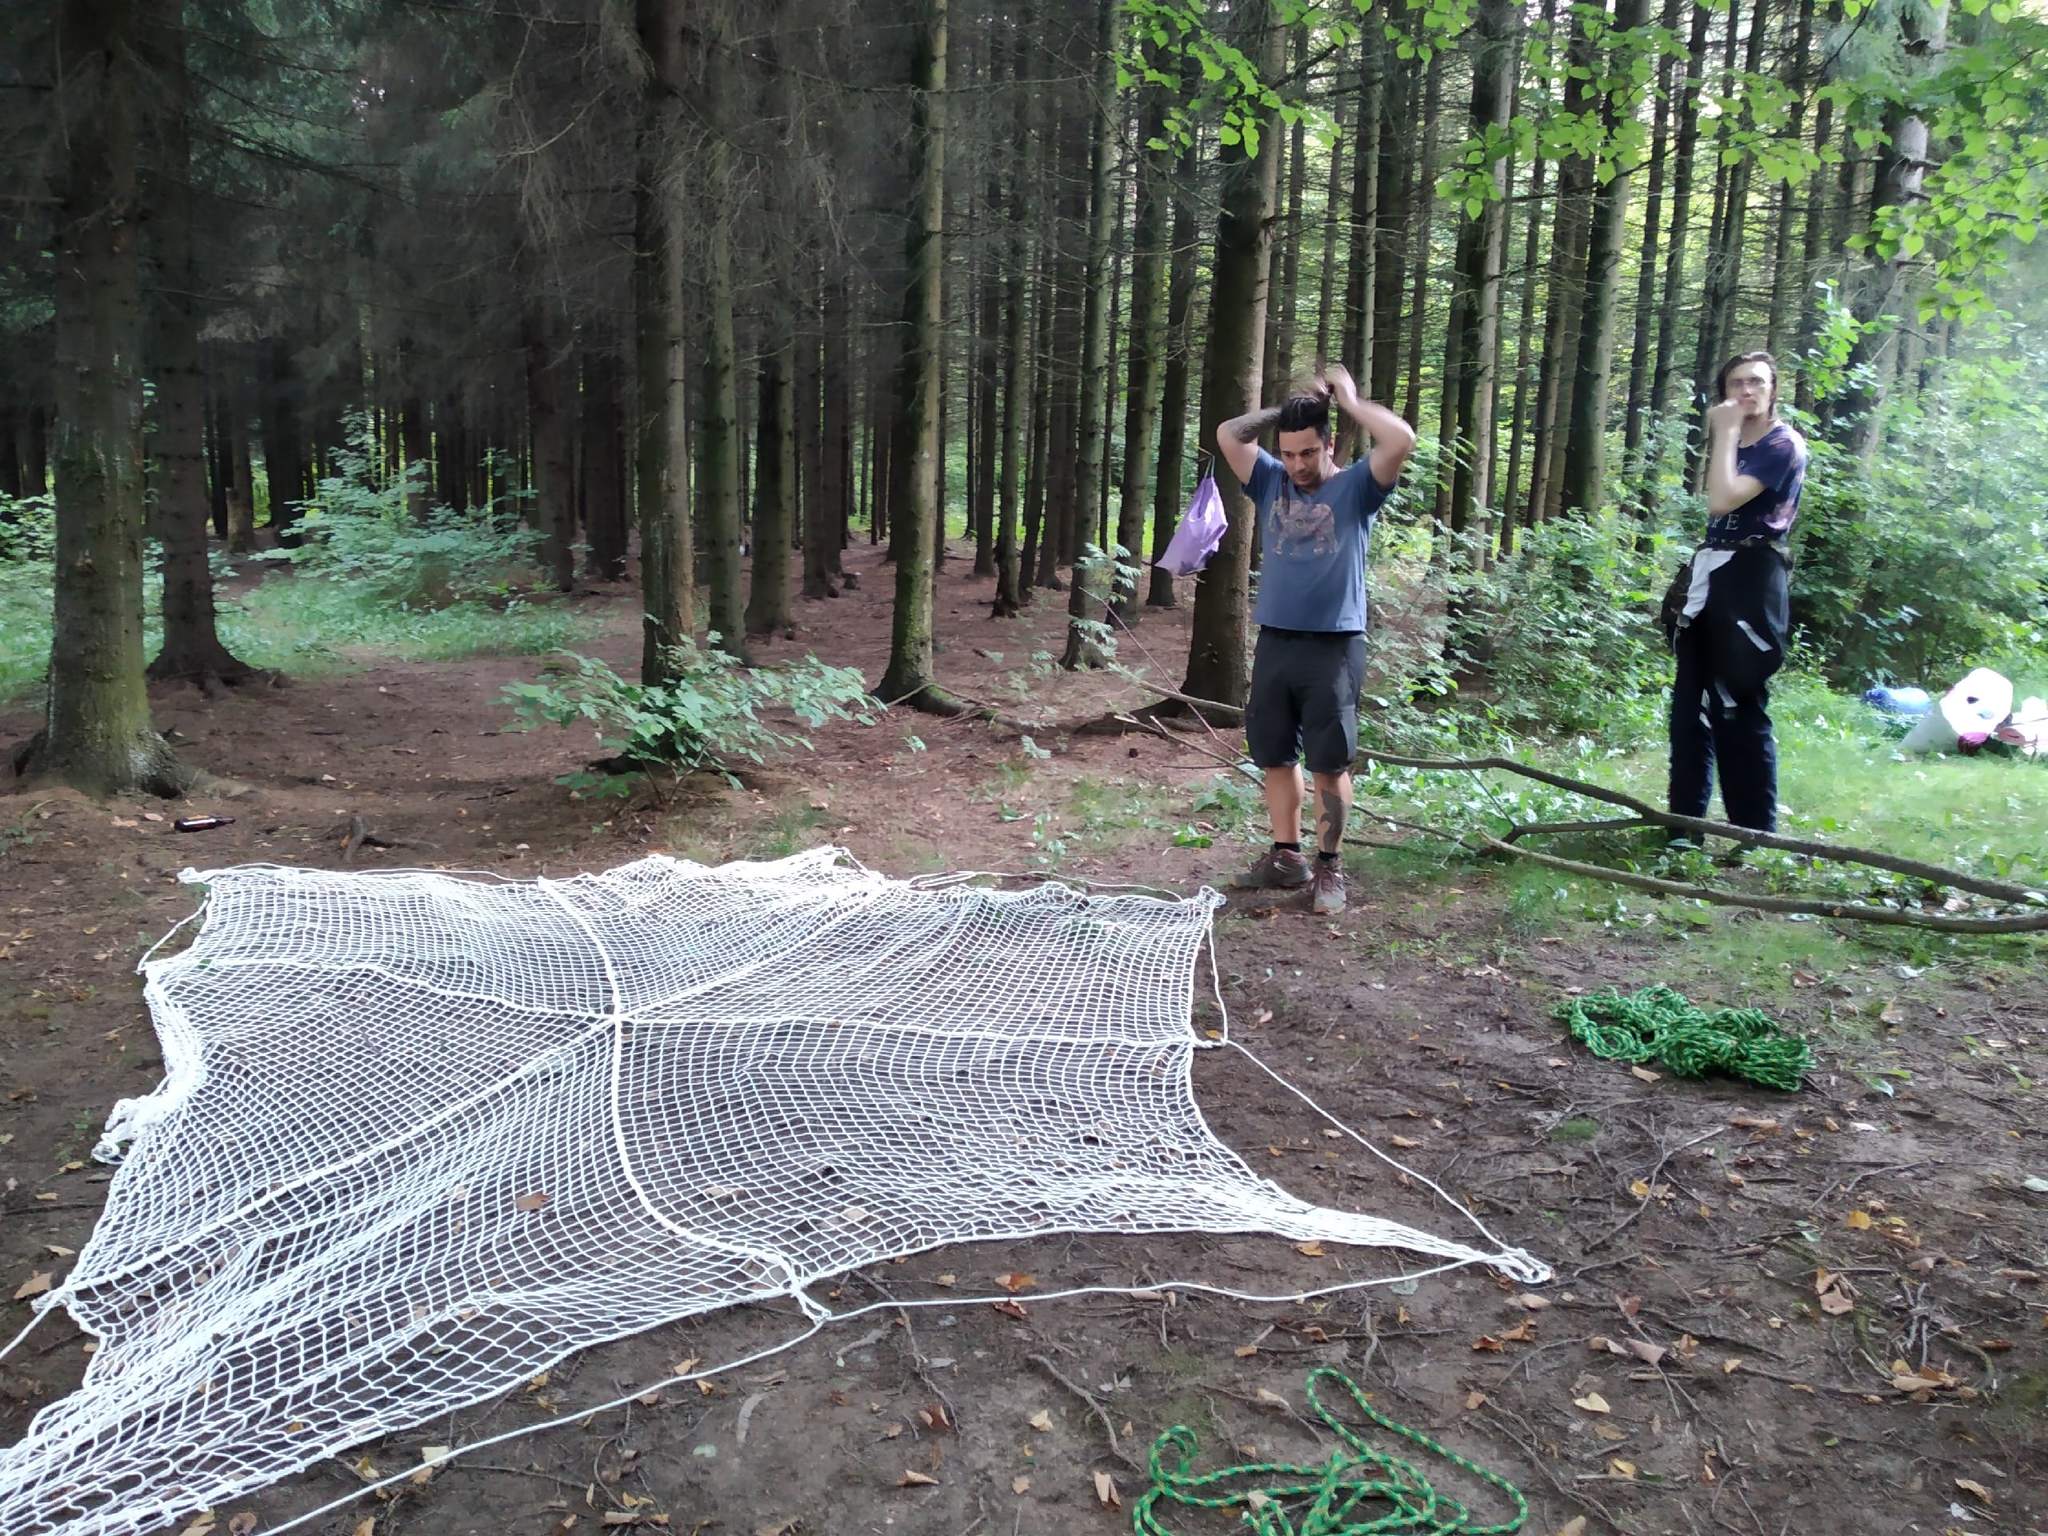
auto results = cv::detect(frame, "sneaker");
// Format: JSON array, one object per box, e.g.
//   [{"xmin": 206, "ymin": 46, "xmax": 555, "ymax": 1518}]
[
  {"xmin": 1309, "ymin": 859, "xmax": 1346, "ymax": 915},
  {"xmin": 1233, "ymin": 846, "xmax": 1311, "ymax": 891}
]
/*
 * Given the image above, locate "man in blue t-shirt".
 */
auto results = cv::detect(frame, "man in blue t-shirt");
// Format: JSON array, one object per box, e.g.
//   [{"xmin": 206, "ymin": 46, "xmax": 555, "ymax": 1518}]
[
  {"xmin": 1665, "ymin": 349, "xmax": 1810, "ymax": 838},
  {"xmin": 1214, "ymin": 364, "xmax": 1416, "ymax": 915}
]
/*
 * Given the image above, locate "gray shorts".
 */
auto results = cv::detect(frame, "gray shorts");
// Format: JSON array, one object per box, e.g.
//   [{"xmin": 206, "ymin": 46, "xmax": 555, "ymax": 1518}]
[{"xmin": 1245, "ymin": 627, "xmax": 1366, "ymax": 774}]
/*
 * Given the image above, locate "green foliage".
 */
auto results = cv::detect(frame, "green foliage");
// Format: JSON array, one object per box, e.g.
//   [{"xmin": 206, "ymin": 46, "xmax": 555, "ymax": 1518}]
[
  {"xmin": 1457, "ymin": 518, "xmax": 1673, "ymax": 742},
  {"xmin": 222, "ymin": 579, "xmax": 596, "ymax": 675},
  {"xmin": 0, "ymin": 494, "xmax": 56, "ymax": 698},
  {"xmin": 0, "ymin": 479, "xmax": 593, "ymax": 702},
  {"xmin": 1798, "ymin": 356, "xmax": 2048, "ymax": 685},
  {"xmin": 502, "ymin": 644, "xmax": 878, "ymax": 798},
  {"xmin": 1830, "ymin": 8, "xmax": 2048, "ymax": 315},
  {"xmin": 266, "ymin": 414, "xmax": 543, "ymax": 607}
]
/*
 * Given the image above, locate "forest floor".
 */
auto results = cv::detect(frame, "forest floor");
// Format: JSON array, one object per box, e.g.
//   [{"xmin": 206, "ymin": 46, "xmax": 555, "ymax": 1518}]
[{"xmin": 3, "ymin": 541, "xmax": 2045, "ymax": 1536}]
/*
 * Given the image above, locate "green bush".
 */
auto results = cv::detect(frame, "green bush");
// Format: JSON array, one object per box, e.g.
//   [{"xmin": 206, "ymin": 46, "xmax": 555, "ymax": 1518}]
[
  {"xmin": 267, "ymin": 414, "xmax": 544, "ymax": 607},
  {"xmin": 502, "ymin": 643, "xmax": 879, "ymax": 798},
  {"xmin": 0, "ymin": 494, "xmax": 56, "ymax": 698}
]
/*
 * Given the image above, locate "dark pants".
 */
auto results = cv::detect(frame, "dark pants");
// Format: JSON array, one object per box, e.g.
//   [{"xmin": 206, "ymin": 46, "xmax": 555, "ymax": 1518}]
[
  {"xmin": 1246, "ymin": 628, "xmax": 1367, "ymax": 774},
  {"xmin": 1668, "ymin": 545, "xmax": 1789, "ymax": 832}
]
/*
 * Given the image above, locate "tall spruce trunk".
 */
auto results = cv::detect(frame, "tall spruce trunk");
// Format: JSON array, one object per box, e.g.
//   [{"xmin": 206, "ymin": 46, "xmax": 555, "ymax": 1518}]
[
  {"xmin": 1498, "ymin": 0, "xmax": 1555, "ymax": 558},
  {"xmin": 1526, "ymin": 6, "xmax": 1594, "ymax": 528},
  {"xmin": 1647, "ymin": 0, "xmax": 1715, "ymax": 446},
  {"xmin": 259, "ymin": 334, "xmax": 304, "ymax": 542},
  {"xmin": 1561, "ymin": 0, "xmax": 1655, "ymax": 520},
  {"xmin": 1314, "ymin": 129, "xmax": 1344, "ymax": 368},
  {"xmin": 1147, "ymin": 124, "xmax": 1201, "ymax": 609},
  {"xmin": 525, "ymin": 305, "xmax": 575, "ymax": 593},
  {"xmin": 582, "ymin": 343, "xmax": 629, "ymax": 580},
  {"xmin": 992, "ymin": 271, "xmax": 1030, "ymax": 618},
  {"xmin": 1341, "ymin": 32, "xmax": 1382, "ymax": 451},
  {"xmin": 635, "ymin": 0, "xmax": 694, "ymax": 683},
  {"xmin": 1019, "ymin": 257, "xmax": 1053, "ymax": 602},
  {"xmin": 1686, "ymin": 0, "xmax": 1768, "ymax": 490},
  {"xmin": 227, "ymin": 377, "xmax": 255, "ymax": 554},
  {"xmin": 972, "ymin": 235, "xmax": 1000, "ymax": 577},
  {"xmin": 1061, "ymin": 0, "xmax": 1123, "ymax": 669},
  {"xmin": 1763, "ymin": 0, "xmax": 1812, "ymax": 359},
  {"xmin": 809, "ymin": 273, "xmax": 849, "ymax": 597},
  {"xmin": 1275, "ymin": 30, "xmax": 1308, "ymax": 390},
  {"xmin": 1402, "ymin": 51, "xmax": 1444, "ymax": 428},
  {"xmin": 1793, "ymin": 5, "xmax": 1839, "ymax": 415},
  {"xmin": 1621, "ymin": 0, "xmax": 1684, "ymax": 490},
  {"xmin": 992, "ymin": 24, "xmax": 1030, "ymax": 619},
  {"xmin": 1368, "ymin": 39, "xmax": 1410, "ymax": 406},
  {"xmin": 1111, "ymin": 79, "xmax": 1170, "ymax": 625},
  {"xmin": 143, "ymin": 6, "xmax": 261, "ymax": 689},
  {"xmin": 22, "ymin": 0, "xmax": 185, "ymax": 794},
  {"xmin": 745, "ymin": 341, "xmax": 795, "ymax": 636},
  {"xmin": 1039, "ymin": 79, "xmax": 1087, "ymax": 584},
  {"xmin": 876, "ymin": 0, "xmax": 951, "ymax": 707},
  {"xmin": 1182, "ymin": 0, "xmax": 1282, "ymax": 711},
  {"xmin": 698, "ymin": 130, "xmax": 745, "ymax": 652},
  {"xmin": 1445, "ymin": 0, "xmax": 1516, "ymax": 542}
]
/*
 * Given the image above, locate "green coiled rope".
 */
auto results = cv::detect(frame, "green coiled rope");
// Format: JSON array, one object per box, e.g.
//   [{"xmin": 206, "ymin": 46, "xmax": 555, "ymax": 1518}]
[
  {"xmin": 1555, "ymin": 984, "xmax": 1813, "ymax": 1091},
  {"xmin": 1132, "ymin": 1366, "xmax": 1528, "ymax": 1535}
]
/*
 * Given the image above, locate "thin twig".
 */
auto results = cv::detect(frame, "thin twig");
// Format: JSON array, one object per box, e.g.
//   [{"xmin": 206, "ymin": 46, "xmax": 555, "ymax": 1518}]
[
  {"xmin": 1028, "ymin": 1353, "xmax": 1139, "ymax": 1469},
  {"xmin": 1588, "ymin": 1128, "xmax": 1721, "ymax": 1252}
]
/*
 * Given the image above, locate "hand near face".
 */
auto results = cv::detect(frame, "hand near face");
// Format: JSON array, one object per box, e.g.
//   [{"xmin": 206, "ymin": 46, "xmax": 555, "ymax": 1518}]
[{"xmin": 1706, "ymin": 399, "xmax": 1746, "ymax": 437}]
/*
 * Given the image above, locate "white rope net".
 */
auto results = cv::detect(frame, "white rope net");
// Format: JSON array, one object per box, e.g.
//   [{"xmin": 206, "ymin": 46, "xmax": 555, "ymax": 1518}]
[{"xmin": 0, "ymin": 851, "xmax": 1546, "ymax": 1536}]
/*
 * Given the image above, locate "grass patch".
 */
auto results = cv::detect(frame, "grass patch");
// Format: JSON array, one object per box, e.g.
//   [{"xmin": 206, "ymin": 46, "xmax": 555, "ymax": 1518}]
[
  {"xmin": 748, "ymin": 804, "xmax": 830, "ymax": 861},
  {"xmin": 1348, "ymin": 670, "xmax": 2048, "ymax": 989},
  {"xmin": 1, "ymin": 568, "xmax": 601, "ymax": 707},
  {"xmin": 1549, "ymin": 1116, "xmax": 1601, "ymax": 1144},
  {"xmin": 224, "ymin": 575, "xmax": 599, "ymax": 674}
]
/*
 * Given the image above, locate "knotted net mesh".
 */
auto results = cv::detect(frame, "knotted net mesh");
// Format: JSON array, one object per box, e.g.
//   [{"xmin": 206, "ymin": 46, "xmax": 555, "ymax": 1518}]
[{"xmin": 1, "ymin": 851, "xmax": 1545, "ymax": 1536}]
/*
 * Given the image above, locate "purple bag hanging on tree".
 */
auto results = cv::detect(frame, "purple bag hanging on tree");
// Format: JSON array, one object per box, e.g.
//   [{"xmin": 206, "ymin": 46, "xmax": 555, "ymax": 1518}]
[{"xmin": 1155, "ymin": 473, "xmax": 1227, "ymax": 576}]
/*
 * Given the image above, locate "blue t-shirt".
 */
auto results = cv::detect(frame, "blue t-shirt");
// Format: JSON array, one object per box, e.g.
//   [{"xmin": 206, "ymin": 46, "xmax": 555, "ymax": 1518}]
[
  {"xmin": 1706, "ymin": 421, "xmax": 1808, "ymax": 548},
  {"xmin": 1246, "ymin": 450, "xmax": 1394, "ymax": 633}
]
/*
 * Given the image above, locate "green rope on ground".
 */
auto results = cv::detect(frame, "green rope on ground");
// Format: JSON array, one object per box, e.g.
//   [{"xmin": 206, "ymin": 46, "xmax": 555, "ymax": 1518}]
[
  {"xmin": 1555, "ymin": 983, "xmax": 1813, "ymax": 1090},
  {"xmin": 1132, "ymin": 1366, "xmax": 1528, "ymax": 1536}
]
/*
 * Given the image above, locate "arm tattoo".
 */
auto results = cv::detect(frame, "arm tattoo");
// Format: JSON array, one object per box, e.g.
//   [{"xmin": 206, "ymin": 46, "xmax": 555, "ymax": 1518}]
[
  {"xmin": 1227, "ymin": 406, "xmax": 1283, "ymax": 444},
  {"xmin": 1316, "ymin": 787, "xmax": 1347, "ymax": 855}
]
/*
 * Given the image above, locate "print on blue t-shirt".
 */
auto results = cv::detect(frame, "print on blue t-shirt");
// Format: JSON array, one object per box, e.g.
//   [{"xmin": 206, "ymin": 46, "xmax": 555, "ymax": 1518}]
[
  {"xmin": 1245, "ymin": 449, "xmax": 1394, "ymax": 633},
  {"xmin": 1705, "ymin": 421, "xmax": 1809, "ymax": 548}
]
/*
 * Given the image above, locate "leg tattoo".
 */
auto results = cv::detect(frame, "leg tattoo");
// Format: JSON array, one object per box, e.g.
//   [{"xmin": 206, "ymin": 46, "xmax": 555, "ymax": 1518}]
[{"xmin": 1316, "ymin": 786, "xmax": 1347, "ymax": 855}]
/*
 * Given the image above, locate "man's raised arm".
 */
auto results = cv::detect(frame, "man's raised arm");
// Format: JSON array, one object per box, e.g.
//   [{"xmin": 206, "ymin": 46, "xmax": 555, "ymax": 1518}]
[
  {"xmin": 1326, "ymin": 364, "xmax": 1416, "ymax": 487},
  {"xmin": 1215, "ymin": 404, "xmax": 1281, "ymax": 486}
]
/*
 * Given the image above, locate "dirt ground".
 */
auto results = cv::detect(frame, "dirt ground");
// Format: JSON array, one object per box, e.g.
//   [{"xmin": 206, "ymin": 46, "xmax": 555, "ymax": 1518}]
[{"xmin": 3, "ymin": 541, "xmax": 2045, "ymax": 1536}]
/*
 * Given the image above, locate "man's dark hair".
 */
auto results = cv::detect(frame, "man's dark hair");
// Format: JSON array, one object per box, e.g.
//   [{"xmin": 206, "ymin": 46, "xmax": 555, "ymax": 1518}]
[
  {"xmin": 1275, "ymin": 393, "xmax": 1331, "ymax": 441},
  {"xmin": 1715, "ymin": 350, "xmax": 1780, "ymax": 416}
]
